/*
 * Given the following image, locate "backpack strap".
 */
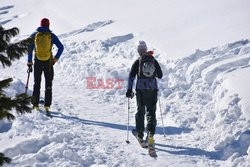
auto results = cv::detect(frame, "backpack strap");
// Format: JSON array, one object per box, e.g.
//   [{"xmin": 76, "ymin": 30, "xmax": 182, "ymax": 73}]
[{"xmin": 138, "ymin": 56, "xmax": 143, "ymax": 77}]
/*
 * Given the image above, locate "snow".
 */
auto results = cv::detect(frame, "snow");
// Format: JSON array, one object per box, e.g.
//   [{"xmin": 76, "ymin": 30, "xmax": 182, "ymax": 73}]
[
  {"xmin": 1, "ymin": 0, "xmax": 250, "ymax": 166},
  {"xmin": 1, "ymin": 0, "xmax": 250, "ymax": 58},
  {"xmin": 218, "ymin": 66, "xmax": 250, "ymax": 117}
]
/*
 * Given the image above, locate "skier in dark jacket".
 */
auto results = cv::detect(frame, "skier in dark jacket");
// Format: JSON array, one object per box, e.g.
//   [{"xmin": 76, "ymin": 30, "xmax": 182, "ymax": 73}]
[
  {"xmin": 126, "ymin": 41, "xmax": 163, "ymax": 147},
  {"xmin": 27, "ymin": 18, "xmax": 64, "ymax": 114}
]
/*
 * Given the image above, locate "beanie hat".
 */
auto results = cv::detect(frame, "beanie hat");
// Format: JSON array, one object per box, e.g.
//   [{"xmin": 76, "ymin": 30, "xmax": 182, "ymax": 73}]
[
  {"xmin": 40, "ymin": 18, "xmax": 50, "ymax": 28},
  {"xmin": 137, "ymin": 41, "xmax": 147, "ymax": 55}
]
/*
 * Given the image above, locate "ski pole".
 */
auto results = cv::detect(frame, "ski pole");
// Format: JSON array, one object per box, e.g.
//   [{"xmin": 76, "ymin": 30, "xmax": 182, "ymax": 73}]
[
  {"xmin": 126, "ymin": 98, "xmax": 130, "ymax": 144},
  {"xmin": 159, "ymin": 95, "xmax": 166, "ymax": 137},
  {"xmin": 25, "ymin": 67, "xmax": 32, "ymax": 94}
]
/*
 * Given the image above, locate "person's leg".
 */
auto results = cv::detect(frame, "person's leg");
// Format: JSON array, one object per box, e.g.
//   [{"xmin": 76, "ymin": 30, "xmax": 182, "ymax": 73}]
[
  {"xmin": 44, "ymin": 60, "xmax": 54, "ymax": 107},
  {"xmin": 32, "ymin": 59, "xmax": 43, "ymax": 106},
  {"xmin": 145, "ymin": 90, "xmax": 158, "ymax": 136},
  {"xmin": 135, "ymin": 90, "xmax": 146, "ymax": 139}
]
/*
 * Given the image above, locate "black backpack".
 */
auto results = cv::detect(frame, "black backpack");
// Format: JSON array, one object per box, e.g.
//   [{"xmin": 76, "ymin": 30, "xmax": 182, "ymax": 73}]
[{"xmin": 138, "ymin": 51, "xmax": 156, "ymax": 78}]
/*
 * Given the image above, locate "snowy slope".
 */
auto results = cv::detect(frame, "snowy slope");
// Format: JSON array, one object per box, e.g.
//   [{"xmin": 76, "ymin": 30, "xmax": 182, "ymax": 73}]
[
  {"xmin": 1, "ymin": 0, "xmax": 250, "ymax": 58},
  {"xmin": 1, "ymin": 0, "xmax": 250, "ymax": 167}
]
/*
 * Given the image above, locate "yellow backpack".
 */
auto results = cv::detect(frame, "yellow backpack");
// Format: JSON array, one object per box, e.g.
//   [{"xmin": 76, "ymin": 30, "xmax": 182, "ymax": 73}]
[{"xmin": 34, "ymin": 32, "xmax": 52, "ymax": 61}]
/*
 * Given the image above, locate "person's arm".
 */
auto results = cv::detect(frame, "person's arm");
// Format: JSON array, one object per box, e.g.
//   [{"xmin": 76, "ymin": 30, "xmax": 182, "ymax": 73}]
[
  {"xmin": 27, "ymin": 33, "xmax": 36, "ymax": 63},
  {"xmin": 127, "ymin": 60, "xmax": 139, "ymax": 90},
  {"xmin": 52, "ymin": 33, "xmax": 64, "ymax": 60},
  {"xmin": 155, "ymin": 60, "xmax": 163, "ymax": 79}
]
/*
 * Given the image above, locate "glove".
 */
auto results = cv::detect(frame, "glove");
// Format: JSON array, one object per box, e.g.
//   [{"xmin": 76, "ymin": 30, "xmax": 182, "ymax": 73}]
[
  {"xmin": 27, "ymin": 62, "xmax": 33, "ymax": 72},
  {"xmin": 126, "ymin": 89, "xmax": 134, "ymax": 99},
  {"xmin": 51, "ymin": 58, "xmax": 58, "ymax": 65}
]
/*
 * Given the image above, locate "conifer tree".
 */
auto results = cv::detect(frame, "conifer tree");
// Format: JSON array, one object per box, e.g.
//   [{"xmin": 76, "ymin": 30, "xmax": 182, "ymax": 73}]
[{"xmin": 0, "ymin": 26, "xmax": 32, "ymax": 165}]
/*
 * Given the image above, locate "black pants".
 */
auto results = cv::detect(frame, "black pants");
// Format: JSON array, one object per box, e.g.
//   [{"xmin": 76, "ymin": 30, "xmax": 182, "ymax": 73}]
[
  {"xmin": 32, "ymin": 59, "xmax": 54, "ymax": 106},
  {"xmin": 135, "ymin": 89, "xmax": 158, "ymax": 138}
]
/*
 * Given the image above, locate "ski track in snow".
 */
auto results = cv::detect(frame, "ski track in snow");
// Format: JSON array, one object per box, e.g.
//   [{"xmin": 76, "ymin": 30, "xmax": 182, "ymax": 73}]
[
  {"xmin": 0, "ymin": 17, "xmax": 250, "ymax": 166},
  {"xmin": 0, "ymin": 5, "xmax": 27, "ymax": 25},
  {"xmin": 58, "ymin": 20, "xmax": 115, "ymax": 38}
]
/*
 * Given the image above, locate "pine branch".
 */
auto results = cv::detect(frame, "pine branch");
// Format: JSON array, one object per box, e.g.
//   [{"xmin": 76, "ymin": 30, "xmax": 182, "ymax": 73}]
[
  {"xmin": 0, "ymin": 26, "xmax": 31, "ymax": 67},
  {"xmin": 19, "ymin": 37, "xmax": 33, "ymax": 46},
  {"xmin": 0, "ymin": 94, "xmax": 32, "ymax": 120},
  {"xmin": 0, "ymin": 53, "xmax": 11, "ymax": 67},
  {"xmin": 0, "ymin": 110, "xmax": 15, "ymax": 120},
  {"xmin": 0, "ymin": 27, "xmax": 19, "ymax": 43},
  {"xmin": 0, "ymin": 78, "xmax": 12, "ymax": 93},
  {"xmin": 7, "ymin": 43, "xmax": 28, "ymax": 61},
  {"xmin": 13, "ymin": 93, "xmax": 32, "ymax": 114},
  {"xmin": 0, "ymin": 38, "xmax": 8, "ymax": 52},
  {"xmin": 5, "ymin": 37, "xmax": 31, "ymax": 64},
  {"xmin": 0, "ymin": 153, "xmax": 11, "ymax": 166},
  {"xmin": 0, "ymin": 96, "xmax": 15, "ymax": 114}
]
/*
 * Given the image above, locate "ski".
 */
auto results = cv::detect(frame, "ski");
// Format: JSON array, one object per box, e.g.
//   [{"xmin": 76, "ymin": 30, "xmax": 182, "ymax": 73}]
[
  {"xmin": 132, "ymin": 129, "xmax": 148, "ymax": 148},
  {"xmin": 45, "ymin": 111, "xmax": 52, "ymax": 118},
  {"xmin": 41, "ymin": 110, "xmax": 53, "ymax": 118},
  {"xmin": 146, "ymin": 135, "xmax": 157, "ymax": 157},
  {"xmin": 148, "ymin": 145, "xmax": 157, "ymax": 157}
]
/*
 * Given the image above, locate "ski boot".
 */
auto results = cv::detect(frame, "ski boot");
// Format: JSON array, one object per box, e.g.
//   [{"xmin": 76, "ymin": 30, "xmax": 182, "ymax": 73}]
[
  {"xmin": 148, "ymin": 135, "xmax": 154, "ymax": 147},
  {"xmin": 33, "ymin": 105, "xmax": 39, "ymax": 111},
  {"xmin": 132, "ymin": 129, "xmax": 147, "ymax": 148},
  {"xmin": 44, "ymin": 106, "xmax": 52, "ymax": 117},
  {"xmin": 147, "ymin": 132, "xmax": 157, "ymax": 157}
]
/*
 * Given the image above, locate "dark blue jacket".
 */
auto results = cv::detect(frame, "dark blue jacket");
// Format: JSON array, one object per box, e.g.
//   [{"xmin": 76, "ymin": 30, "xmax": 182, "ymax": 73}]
[
  {"xmin": 28, "ymin": 27, "xmax": 64, "ymax": 62},
  {"xmin": 127, "ymin": 58, "xmax": 163, "ymax": 90}
]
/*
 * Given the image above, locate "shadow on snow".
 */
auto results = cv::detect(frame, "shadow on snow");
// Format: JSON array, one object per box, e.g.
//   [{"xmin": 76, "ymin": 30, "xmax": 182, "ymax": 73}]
[
  {"xmin": 51, "ymin": 112, "xmax": 192, "ymax": 136},
  {"xmin": 155, "ymin": 130, "xmax": 250, "ymax": 160},
  {"xmin": 155, "ymin": 143, "xmax": 223, "ymax": 160},
  {"xmin": 50, "ymin": 112, "xmax": 229, "ymax": 160}
]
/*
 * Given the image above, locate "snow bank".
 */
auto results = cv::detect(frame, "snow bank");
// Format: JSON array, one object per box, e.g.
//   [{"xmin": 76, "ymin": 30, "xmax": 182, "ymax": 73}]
[
  {"xmin": 2, "ymin": 78, "xmax": 31, "ymax": 96},
  {"xmin": 162, "ymin": 39, "xmax": 250, "ymax": 166},
  {"xmin": 0, "ymin": 78, "xmax": 31, "ymax": 135}
]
